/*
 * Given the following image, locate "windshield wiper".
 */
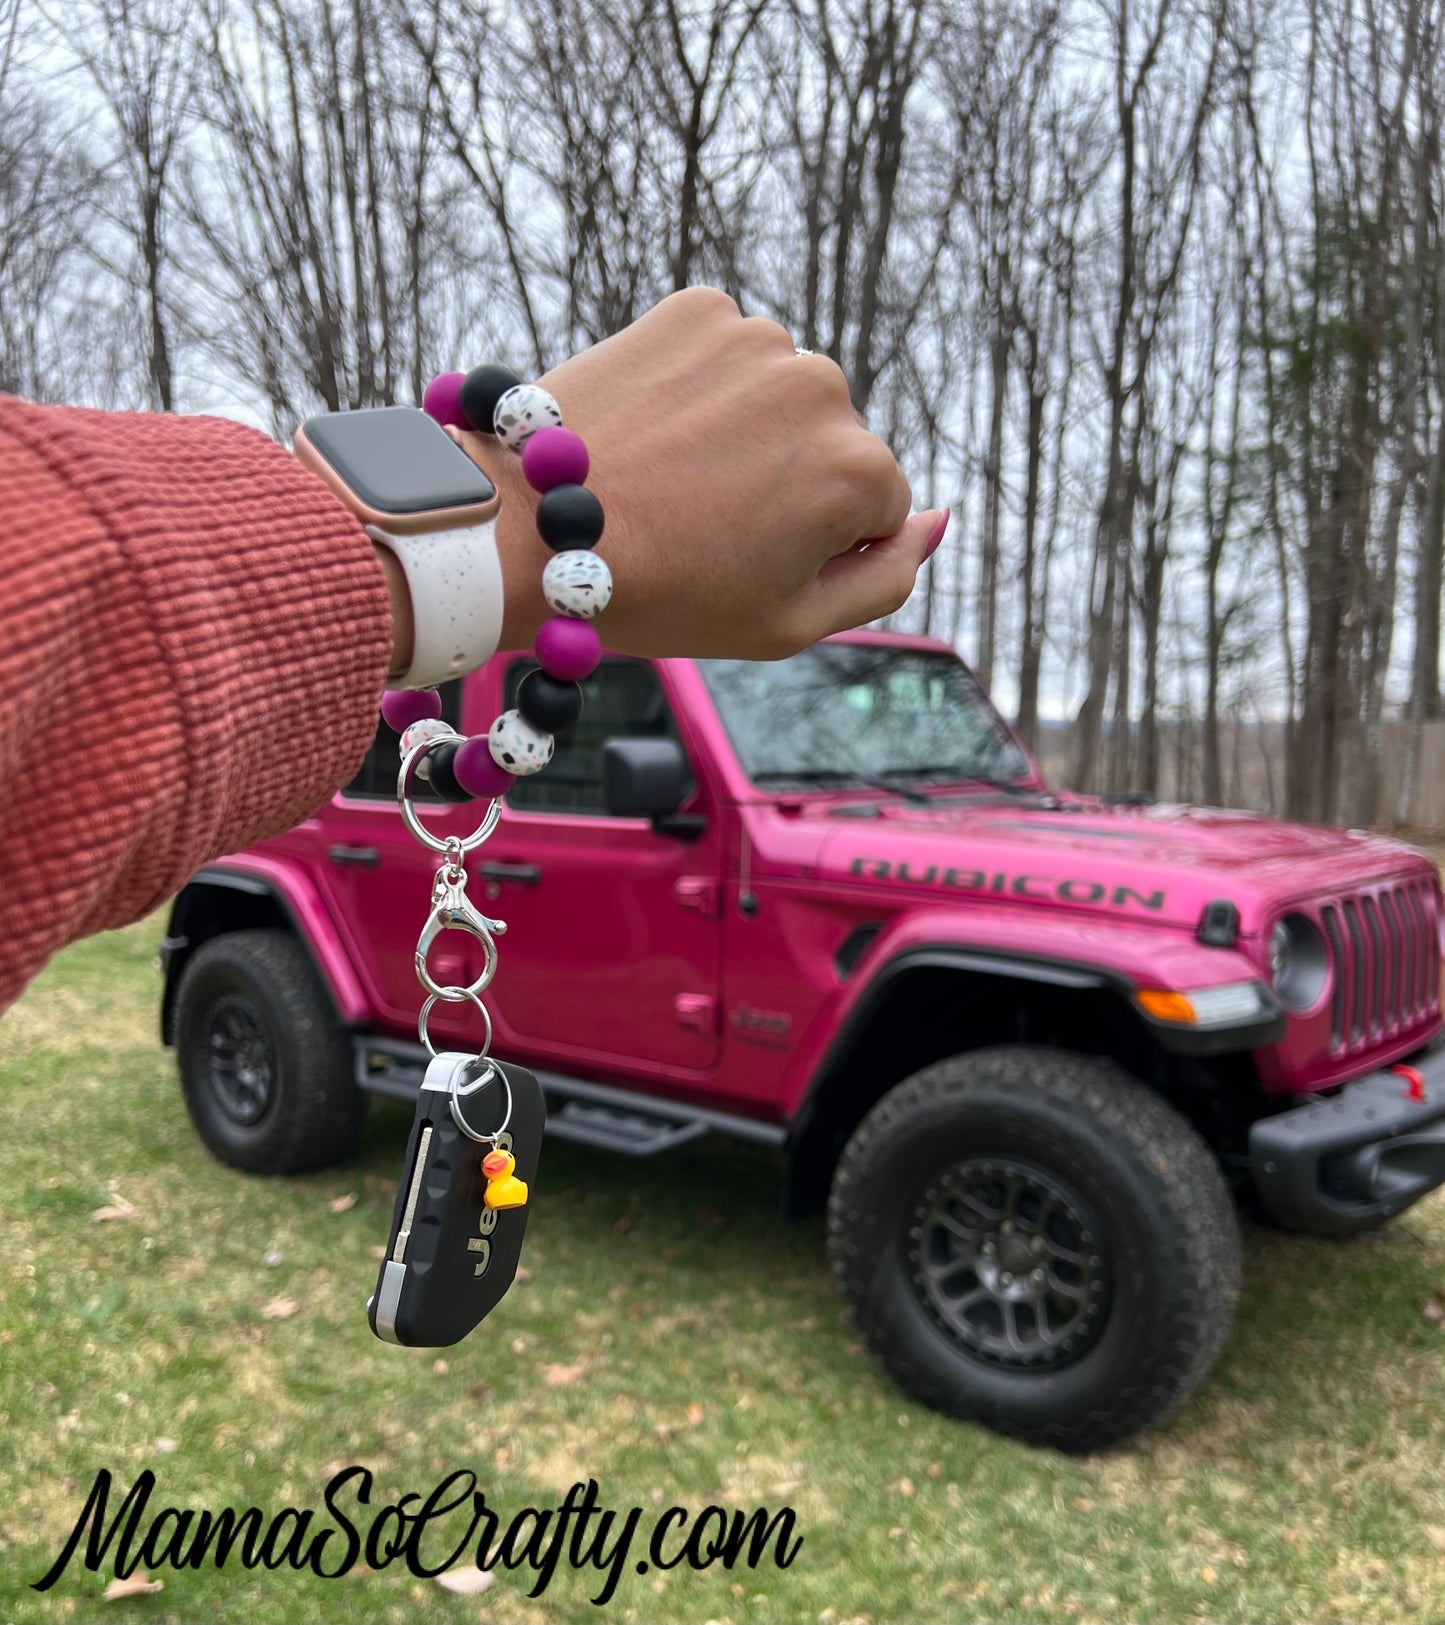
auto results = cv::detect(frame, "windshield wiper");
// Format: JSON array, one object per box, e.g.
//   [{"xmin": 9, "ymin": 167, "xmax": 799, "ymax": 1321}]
[
  {"xmin": 845, "ymin": 760, "xmax": 1027, "ymax": 793},
  {"xmin": 752, "ymin": 768, "xmax": 932, "ymax": 804},
  {"xmin": 877, "ymin": 765, "xmax": 1036, "ymax": 794}
]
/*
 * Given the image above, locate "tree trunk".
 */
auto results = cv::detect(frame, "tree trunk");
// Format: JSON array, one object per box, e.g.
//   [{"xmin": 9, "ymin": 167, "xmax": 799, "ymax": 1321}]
[
  {"xmin": 1015, "ymin": 352, "xmax": 1046, "ymax": 751},
  {"xmin": 977, "ymin": 287, "xmax": 1008, "ymax": 694}
]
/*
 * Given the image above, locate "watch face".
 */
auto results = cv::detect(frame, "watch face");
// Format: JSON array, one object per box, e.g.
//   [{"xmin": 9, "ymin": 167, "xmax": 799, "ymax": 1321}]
[{"xmin": 300, "ymin": 407, "xmax": 497, "ymax": 515}]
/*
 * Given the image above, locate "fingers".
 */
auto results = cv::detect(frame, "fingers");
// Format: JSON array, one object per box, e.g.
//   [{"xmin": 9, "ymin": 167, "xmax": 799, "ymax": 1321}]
[
  {"xmin": 649, "ymin": 294, "xmax": 909, "ymax": 542},
  {"xmin": 647, "ymin": 285, "xmax": 742, "ymax": 334},
  {"xmin": 800, "ymin": 509, "xmax": 947, "ymax": 643},
  {"xmin": 837, "ymin": 435, "xmax": 912, "ymax": 542},
  {"xmin": 792, "ymin": 352, "xmax": 854, "ymax": 407},
  {"xmin": 782, "ymin": 357, "xmax": 912, "ymax": 544}
]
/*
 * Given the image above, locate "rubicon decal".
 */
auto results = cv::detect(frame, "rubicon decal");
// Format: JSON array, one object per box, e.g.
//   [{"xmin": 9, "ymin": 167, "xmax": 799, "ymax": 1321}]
[{"xmin": 848, "ymin": 857, "xmax": 1165, "ymax": 912}]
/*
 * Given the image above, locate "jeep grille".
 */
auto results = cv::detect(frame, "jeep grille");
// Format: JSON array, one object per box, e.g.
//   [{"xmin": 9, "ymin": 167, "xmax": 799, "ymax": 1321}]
[{"xmin": 1318, "ymin": 879, "xmax": 1442, "ymax": 1055}]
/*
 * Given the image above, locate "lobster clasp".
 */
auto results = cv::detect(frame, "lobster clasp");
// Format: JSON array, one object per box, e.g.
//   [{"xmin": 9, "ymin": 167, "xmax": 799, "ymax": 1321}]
[{"xmin": 415, "ymin": 868, "xmax": 507, "ymax": 1001}]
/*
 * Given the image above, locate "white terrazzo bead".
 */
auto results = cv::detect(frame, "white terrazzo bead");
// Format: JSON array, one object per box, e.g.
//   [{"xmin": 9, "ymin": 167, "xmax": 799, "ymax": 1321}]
[
  {"xmin": 542, "ymin": 549, "xmax": 613, "ymax": 619},
  {"xmin": 493, "ymin": 383, "xmax": 562, "ymax": 450},
  {"xmin": 488, "ymin": 708, "xmax": 555, "ymax": 776},
  {"xmin": 399, "ymin": 717, "xmax": 456, "ymax": 781}
]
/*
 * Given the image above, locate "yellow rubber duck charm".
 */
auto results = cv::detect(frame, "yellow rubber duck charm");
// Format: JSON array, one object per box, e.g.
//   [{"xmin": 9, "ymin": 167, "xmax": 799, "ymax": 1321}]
[{"xmin": 482, "ymin": 1148, "xmax": 528, "ymax": 1211}]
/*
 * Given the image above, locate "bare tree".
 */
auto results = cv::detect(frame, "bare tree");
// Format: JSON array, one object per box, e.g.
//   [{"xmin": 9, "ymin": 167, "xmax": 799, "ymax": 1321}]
[
  {"xmin": 759, "ymin": 0, "xmax": 951, "ymax": 411},
  {"xmin": 14, "ymin": 0, "xmax": 1445, "ymax": 830},
  {"xmin": 45, "ymin": 0, "xmax": 194, "ymax": 411},
  {"xmin": 180, "ymin": 0, "xmax": 464, "ymax": 428},
  {"xmin": 944, "ymin": 0, "xmax": 1064, "ymax": 693},
  {"xmin": 1071, "ymin": 0, "xmax": 1226, "ymax": 791},
  {"xmin": 0, "ymin": 4, "xmax": 113, "ymax": 403}
]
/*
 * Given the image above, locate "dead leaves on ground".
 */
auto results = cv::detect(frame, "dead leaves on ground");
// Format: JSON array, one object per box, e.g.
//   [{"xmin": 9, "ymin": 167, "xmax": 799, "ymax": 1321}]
[
  {"xmin": 540, "ymin": 1362, "xmax": 587, "ymax": 1387},
  {"xmin": 435, "ymin": 1566, "xmax": 494, "ymax": 1595},
  {"xmin": 654, "ymin": 1400, "xmax": 707, "ymax": 1441},
  {"xmin": 261, "ymin": 1295, "xmax": 300, "ymax": 1320},
  {"xmin": 102, "ymin": 1573, "xmax": 163, "ymax": 1600}
]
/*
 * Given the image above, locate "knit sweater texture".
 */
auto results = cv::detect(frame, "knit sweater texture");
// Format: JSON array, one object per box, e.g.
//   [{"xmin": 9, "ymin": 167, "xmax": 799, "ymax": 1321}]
[{"xmin": 0, "ymin": 396, "xmax": 392, "ymax": 1010}]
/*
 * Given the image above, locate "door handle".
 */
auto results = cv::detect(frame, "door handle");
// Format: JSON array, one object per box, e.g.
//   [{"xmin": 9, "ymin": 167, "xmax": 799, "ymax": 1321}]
[
  {"xmin": 674, "ymin": 875, "xmax": 719, "ymax": 916},
  {"xmin": 477, "ymin": 861, "xmax": 541, "ymax": 886},
  {"xmin": 328, "ymin": 844, "xmax": 380, "ymax": 866}
]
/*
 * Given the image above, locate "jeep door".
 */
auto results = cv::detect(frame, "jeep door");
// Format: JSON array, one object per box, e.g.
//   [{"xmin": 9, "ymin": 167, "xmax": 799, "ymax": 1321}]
[{"xmin": 476, "ymin": 655, "xmax": 724, "ymax": 1078}]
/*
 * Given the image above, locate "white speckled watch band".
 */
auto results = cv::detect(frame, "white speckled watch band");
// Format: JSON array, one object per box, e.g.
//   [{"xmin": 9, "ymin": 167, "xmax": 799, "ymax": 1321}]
[{"xmin": 367, "ymin": 518, "xmax": 503, "ymax": 689}]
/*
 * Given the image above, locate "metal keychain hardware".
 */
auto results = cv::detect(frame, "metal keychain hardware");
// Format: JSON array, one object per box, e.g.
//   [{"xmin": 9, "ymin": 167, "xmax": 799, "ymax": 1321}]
[
  {"xmin": 400, "ymin": 730, "xmax": 505, "ymax": 1032},
  {"xmin": 415, "ymin": 860, "xmax": 505, "ymax": 1001},
  {"xmin": 366, "ymin": 725, "xmax": 546, "ymax": 1348}
]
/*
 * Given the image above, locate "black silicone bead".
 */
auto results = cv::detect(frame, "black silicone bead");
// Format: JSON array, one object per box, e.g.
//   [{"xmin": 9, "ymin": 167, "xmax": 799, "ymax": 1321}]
[
  {"xmin": 517, "ymin": 670, "xmax": 583, "ymax": 733},
  {"xmin": 536, "ymin": 483, "xmax": 605, "ymax": 552},
  {"xmin": 424, "ymin": 740, "xmax": 475, "ymax": 803},
  {"xmin": 459, "ymin": 364, "xmax": 523, "ymax": 434}
]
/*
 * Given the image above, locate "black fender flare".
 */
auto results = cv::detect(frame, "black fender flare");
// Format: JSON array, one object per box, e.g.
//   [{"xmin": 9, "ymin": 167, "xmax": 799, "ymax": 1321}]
[
  {"xmin": 159, "ymin": 868, "xmax": 349, "ymax": 1044},
  {"xmin": 781, "ymin": 944, "xmax": 1280, "ymax": 1218}
]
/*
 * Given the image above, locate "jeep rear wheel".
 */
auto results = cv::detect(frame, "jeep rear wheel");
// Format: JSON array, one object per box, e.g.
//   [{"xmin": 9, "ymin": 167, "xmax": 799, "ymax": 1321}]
[
  {"xmin": 827, "ymin": 1046, "xmax": 1241, "ymax": 1452},
  {"xmin": 175, "ymin": 929, "xmax": 364, "ymax": 1175}
]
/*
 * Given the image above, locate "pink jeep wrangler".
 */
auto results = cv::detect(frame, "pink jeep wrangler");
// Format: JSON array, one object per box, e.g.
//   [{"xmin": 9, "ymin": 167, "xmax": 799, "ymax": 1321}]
[{"xmin": 160, "ymin": 631, "xmax": 1445, "ymax": 1450}]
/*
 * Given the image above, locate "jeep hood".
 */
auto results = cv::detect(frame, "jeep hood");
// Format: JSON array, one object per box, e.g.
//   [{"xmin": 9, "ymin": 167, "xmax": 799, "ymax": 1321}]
[{"xmin": 809, "ymin": 796, "xmax": 1437, "ymax": 937}]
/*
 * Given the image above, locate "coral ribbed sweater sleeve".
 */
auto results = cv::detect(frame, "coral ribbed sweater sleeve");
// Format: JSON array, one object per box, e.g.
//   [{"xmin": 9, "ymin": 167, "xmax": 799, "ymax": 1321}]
[{"xmin": 0, "ymin": 396, "xmax": 393, "ymax": 1011}]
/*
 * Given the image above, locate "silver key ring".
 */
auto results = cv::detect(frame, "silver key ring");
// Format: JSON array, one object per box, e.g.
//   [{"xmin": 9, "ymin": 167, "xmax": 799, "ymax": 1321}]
[
  {"xmin": 418, "ymin": 988, "xmax": 493, "ymax": 1057},
  {"xmin": 397, "ymin": 732, "xmax": 503, "ymax": 855},
  {"xmin": 449, "ymin": 1052, "xmax": 514, "ymax": 1145}
]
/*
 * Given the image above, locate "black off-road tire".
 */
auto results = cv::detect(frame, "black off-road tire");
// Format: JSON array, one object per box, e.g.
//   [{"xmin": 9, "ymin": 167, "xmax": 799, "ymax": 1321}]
[
  {"xmin": 175, "ymin": 929, "xmax": 364, "ymax": 1175},
  {"xmin": 827, "ymin": 1046, "xmax": 1241, "ymax": 1452}
]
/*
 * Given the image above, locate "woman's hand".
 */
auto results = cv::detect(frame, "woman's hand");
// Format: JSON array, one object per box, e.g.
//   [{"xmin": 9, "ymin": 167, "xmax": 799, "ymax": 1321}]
[{"xmin": 458, "ymin": 287, "xmax": 945, "ymax": 659}]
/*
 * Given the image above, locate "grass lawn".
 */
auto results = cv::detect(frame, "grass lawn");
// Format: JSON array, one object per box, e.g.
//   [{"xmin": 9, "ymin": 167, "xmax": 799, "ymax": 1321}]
[{"xmin": 3, "ymin": 915, "xmax": 1445, "ymax": 1625}]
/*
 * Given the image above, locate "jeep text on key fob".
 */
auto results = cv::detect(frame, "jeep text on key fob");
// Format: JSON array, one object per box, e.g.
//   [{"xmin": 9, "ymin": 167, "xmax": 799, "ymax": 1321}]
[{"xmin": 369, "ymin": 1052, "xmax": 546, "ymax": 1347}]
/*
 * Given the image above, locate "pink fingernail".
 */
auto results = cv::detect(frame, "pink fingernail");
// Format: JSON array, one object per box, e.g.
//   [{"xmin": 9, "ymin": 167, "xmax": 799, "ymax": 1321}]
[{"xmin": 923, "ymin": 509, "xmax": 950, "ymax": 559}]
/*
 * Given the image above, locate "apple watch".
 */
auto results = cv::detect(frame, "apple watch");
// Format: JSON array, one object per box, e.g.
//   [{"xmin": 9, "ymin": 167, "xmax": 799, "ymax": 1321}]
[{"xmin": 294, "ymin": 406, "xmax": 504, "ymax": 689}]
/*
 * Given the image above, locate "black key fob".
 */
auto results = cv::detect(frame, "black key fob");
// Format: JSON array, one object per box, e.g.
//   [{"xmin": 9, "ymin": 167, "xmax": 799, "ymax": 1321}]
[{"xmin": 368, "ymin": 1052, "xmax": 545, "ymax": 1347}]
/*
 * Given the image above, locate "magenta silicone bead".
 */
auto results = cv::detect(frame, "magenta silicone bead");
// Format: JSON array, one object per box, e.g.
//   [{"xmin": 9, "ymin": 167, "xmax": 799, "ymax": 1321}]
[
  {"xmin": 535, "ymin": 616, "xmax": 602, "ymax": 682},
  {"xmin": 381, "ymin": 689, "xmax": 443, "ymax": 731},
  {"xmin": 422, "ymin": 371, "xmax": 469, "ymax": 429},
  {"xmin": 521, "ymin": 426, "xmax": 590, "ymax": 493},
  {"xmin": 453, "ymin": 735, "xmax": 515, "ymax": 800}
]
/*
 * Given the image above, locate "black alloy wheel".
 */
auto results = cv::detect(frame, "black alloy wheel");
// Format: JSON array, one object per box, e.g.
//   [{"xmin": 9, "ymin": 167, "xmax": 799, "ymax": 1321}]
[
  {"xmin": 910, "ymin": 1154, "xmax": 1109, "ymax": 1371},
  {"xmin": 175, "ymin": 929, "xmax": 364, "ymax": 1175},
  {"xmin": 827, "ymin": 1046, "xmax": 1242, "ymax": 1452},
  {"xmin": 203, "ymin": 993, "xmax": 277, "ymax": 1126}
]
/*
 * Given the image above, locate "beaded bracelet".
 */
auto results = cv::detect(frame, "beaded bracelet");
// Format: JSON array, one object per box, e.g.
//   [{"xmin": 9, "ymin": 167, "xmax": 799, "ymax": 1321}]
[{"xmin": 377, "ymin": 363, "xmax": 612, "ymax": 798}]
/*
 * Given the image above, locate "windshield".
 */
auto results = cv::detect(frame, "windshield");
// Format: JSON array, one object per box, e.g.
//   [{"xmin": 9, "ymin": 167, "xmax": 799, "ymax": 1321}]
[{"xmin": 699, "ymin": 643, "xmax": 1034, "ymax": 791}]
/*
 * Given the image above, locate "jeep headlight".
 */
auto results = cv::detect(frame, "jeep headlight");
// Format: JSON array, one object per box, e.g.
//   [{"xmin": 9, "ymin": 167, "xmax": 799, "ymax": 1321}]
[
  {"xmin": 1268, "ymin": 913, "xmax": 1329, "ymax": 1013},
  {"xmin": 1136, "ymin": 981, "xmax": 1275, "ymax": 1027},
  {"xmin": 1269, "ymin": 920, "xmax": 1292, "ymax": 988}
]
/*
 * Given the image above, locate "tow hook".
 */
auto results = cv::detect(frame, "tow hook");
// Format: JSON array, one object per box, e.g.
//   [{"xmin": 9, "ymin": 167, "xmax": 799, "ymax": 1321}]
[
  {"xmin": 1392, "ymin": 1064, "xmax": 1427, "ymax": 1104},
  {"xmin": 1250, "ymin": 1067, "xmax": 1445, "ymax": 1234}
]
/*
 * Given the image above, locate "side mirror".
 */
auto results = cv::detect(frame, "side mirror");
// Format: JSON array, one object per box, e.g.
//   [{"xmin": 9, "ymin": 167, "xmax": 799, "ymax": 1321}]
[{"xmin": 601, "ymin": 739, "xmax": 705, "ymax": 837}]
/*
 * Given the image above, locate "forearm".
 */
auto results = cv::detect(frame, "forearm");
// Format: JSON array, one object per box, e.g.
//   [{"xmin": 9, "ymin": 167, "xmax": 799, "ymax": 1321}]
[{"xmin": 0, "ymin": 397, "xmax": 393, "ymax": 1009}]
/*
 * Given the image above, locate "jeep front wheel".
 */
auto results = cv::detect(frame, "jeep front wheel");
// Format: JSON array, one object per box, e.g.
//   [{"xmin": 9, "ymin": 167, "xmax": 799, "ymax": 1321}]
[
  {"xmin": 826, "ymin": 1046, "xmax": 1241, "ymax": 1452},
  {"xmin": 175, "ymin": 929, "xmax": 364, "ymax": 1175}
]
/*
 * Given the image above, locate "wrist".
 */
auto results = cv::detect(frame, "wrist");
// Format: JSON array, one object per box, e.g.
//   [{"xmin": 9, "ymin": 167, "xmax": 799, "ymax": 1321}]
[{"xmin": 447, "ymin": 428, "xmax": 552, "ymax": 652}]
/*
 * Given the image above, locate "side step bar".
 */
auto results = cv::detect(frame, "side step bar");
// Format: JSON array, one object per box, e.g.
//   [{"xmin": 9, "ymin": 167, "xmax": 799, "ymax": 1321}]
[{"xmin": 355, "ymin": 1037, "xmax": 786, "ymax": 1156}]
